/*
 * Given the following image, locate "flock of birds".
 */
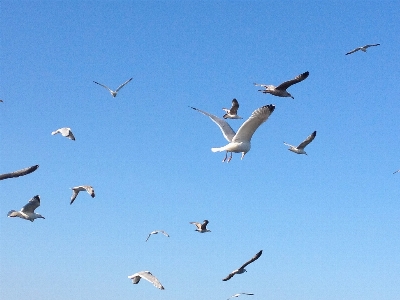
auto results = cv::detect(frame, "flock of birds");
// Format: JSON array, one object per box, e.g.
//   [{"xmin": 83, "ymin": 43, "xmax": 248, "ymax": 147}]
[{"xmin": 1, "ymin": 43, "xmax": 383, "ymax": 298}]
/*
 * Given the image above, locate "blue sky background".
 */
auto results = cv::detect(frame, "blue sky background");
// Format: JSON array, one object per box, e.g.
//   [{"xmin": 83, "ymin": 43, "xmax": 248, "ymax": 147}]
[{"xmin": 1, "ymin": 1, "xmax": 400, "ymax": 299}]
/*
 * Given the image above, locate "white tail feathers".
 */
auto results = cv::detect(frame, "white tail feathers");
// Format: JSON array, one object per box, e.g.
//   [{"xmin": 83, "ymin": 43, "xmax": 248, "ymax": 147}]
[
  {"xmin": 51, "ymin": 131, "xmax": 58, "ymax": 135},
  {"xmin": 211, "ymin": 147, "xmax": 222, "ymax": 153}
]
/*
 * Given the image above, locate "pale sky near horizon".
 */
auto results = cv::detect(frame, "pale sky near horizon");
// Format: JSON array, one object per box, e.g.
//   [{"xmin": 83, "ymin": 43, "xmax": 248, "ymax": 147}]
[{"xmin": 1, "ymin": 2, "xmax": 400, "ymax": 300}]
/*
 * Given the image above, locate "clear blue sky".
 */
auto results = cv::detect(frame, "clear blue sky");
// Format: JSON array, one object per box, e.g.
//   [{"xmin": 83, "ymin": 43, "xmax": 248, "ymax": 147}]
[{"xmin": 1, "ymin": 1, "xmax": 400, "ymax": 299}]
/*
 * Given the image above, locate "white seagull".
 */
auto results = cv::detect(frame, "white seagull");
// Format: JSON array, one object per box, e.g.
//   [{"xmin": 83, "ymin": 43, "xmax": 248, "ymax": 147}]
[
  {"xmin": 51, "ymin": 127, "xmax": 75, "ymax": 140},
  {"xmin": 223, "ymin": 250, "xmax": 262, "ymax": 281},
  {"xmin": 254, "ymin": 71, "xmax": 309, "ymax": 99},
  {"xmin": 93, "ymin": 78, "xmax": 133, "ymax": 97},
  {"xmin": 146, "ymin": 230, "xmax": 170, "ymax": 242},
  {"xmin": 345, "ymin": 44, "xmax": 380, "ymax": 55},
  {"xmin": 7, "ymin": 195, "xmax": 45, "ymax": 222},
  {"xmin": 227, "ymin": 293, "xmax": 255, "ymax": 299},
  {"xmin": 190, "ymin": 104, "xmax": 275, "ymax": 162},
  {"xmin": 190, "ymin": 220, "xmax": 211, "ymax": 233},
  {"xmin": 128, "ymin": 271, "xmax": 164, "ymax": 290},
  {"xmin": 70, "ymin": 185, "xmax": 95, "ymax": 205},
  {"xmin": 223, "ymin": 98, "xmax": 242, "ymax": 119},
  {"xmin": 284, "ymin": 131, "xmax": 316, "ymax": 155}
]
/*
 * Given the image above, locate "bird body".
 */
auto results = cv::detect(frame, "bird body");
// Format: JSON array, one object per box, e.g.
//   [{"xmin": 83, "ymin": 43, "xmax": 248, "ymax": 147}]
[
  {"xmin": 222, "ymin": 250, "xmax": 262, "ymax": 281},
  {"xmin": 93, "ymin": 78, "xmax": 132, "ymax": 97},
  {"xmin": 146, "ymin": 230, "xmax": 170, "ymax": 242},
  {"xmin": 190, "ymin": 104, "xmax": 275, "ymax": 162},
  {"xmin": 7, "ymin": 195, "xmax": 45, "ymax": 222},
  {"xmin": 51, "ymin": 127, "xmax": 75, "ymax": 140},
  {"xmin": 128, "ymin": 271, "xmax": 164, "ymax": 290},
  {"xmin": 190, "ymin": 220, "xmax": 211, "ymax": 233},
  {"xmin": 284, "ymin": 131, "xmax": 316, "ymax": 155},
  {"xmin": 223, "ymin": 99, "xmax": 242, "ymax": 119},
  {"xmin": 345, "ymin": 44, "xmax": 380, "ymax": 55},
  {"xmin": 70, "ymin": 185, "xmax": 95, "ymax": 204},
  {"xmin": 254, "ymin": 71, "xmax": 309, "ymax": 99}
]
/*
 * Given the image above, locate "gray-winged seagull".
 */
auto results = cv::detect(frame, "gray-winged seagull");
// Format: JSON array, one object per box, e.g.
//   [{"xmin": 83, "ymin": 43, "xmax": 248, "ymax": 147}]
[
  {"xmin": 0, "ymin": 165, "xmax": 39, "ymax": 181},
  {"xmin": 128, "ymin": 271, "xmax": 164, "ymax": 290},
  {"xmin": 190, "ymin": 220, "xmax": 211, "ymax": 233},
  {"xmin": 223, "ymin": 250, "xmax": 262, "ymax": 281},
  {"xmin": 52, "ymin": 127, "xmax": 75, "ymax": 140},
  {"xmin": 227, "ymin": 293, "xmax": 254, "ymax": 299},
  {"xmin": 346, "ymin": 44, "xmax": 380, "ymax": 55},
  {"xmin": 70, "ymin": 185, "xmax": 95, "ymax": 204},
  {"xmin": 146, "ymin": 230, "xmax": 170, "ymax": 242},
  {"xmin": 190, "ymin": 104, "xmax": 275, "ymax": 162},
  {"xmin": 223, "ymin": 99, "xmax": 242, "ymax": 119},
  {"xmin": 93, "ymin": 78, "xmax": 132, "ymax": 97},
  {"xmin": 7, "ymin": 195, "xmax": 45, "ymax": 222},
  {"xmin": 254, "ymin": 71, "xmax": 309, "ymax": 99},
  {"xmin": 284, "ymin": 131, "xmax": 316, "ymax": 155}
]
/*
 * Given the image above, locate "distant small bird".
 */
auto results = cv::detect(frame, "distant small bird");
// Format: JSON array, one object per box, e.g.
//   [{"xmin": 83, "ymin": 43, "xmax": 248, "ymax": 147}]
[
  {"xmin": 223, "ymin": 99, "xmax": 242, "ymax": 119},
  {"xmin": 393, "ymin": 169, "xmax": 400, "ymax": 174},
  {"xmin": 227, "ymin": 293, "xmax": 254, "ymax": 299},
  {"xmin": 128, "ymin": 271, "xmax": 165, "ymax": 290},
  {"xmin": 190, "ymin": 104, "xmax": 275, "ymax": 162},
  {"xmin": 146, "ymin": 230, "xmax": 170, "ymax": 242},
  {"xmin": 93, "ymin": 78, "xmax": 133, "ymax": 97},
  {"xmin": 7, "ymin": 195, "xmax": 45, "ymax": 222},
  {"xmin": 51, "ymin": 127, "xmax": 75, "ymax": 140},
  {"xmin": 254, "ymin": 71, "xmax": 309, "ymax": 99},
  {"xmin": 345, "ymin": 44, "xmax": 380, "ymax": 55},
  {"xmin": 222, "ymin": 250, "xmax": 262, "ymax": 281},
  {"xmin": 70, "ymin": 185, "xmax": 95, "ymax": 204},
  {"xmin": 284, "ymin": 131, "xmax": 316, "ymax": 155},
  {"xmin": 190, "ymin": 220, "xmax": 211, "ymax": 233},
  {"xmin": 0, "ymin": 165, "xmax": 39, "ymax": 181}
]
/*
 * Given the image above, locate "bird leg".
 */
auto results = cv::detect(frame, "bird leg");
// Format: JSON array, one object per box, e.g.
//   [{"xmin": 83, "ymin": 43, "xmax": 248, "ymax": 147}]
[
  {"xmin": 222, "ymin": 151, "xmax": 228, "ymax": 162},
  {"xmin": 227, "ymin": 152, "xmax": 233, "ymax": 163}
]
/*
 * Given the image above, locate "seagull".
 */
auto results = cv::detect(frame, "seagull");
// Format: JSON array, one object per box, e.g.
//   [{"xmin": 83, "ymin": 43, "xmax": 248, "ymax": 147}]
[
  {"xmin": 254, "ymin": 71, "xmax": 309, "ymax": 99},
  {"xmin": 128, "ymin": 271, "xmax": 165, "ymax": 290},
  {"xmin": 222, "ymin": 250, "xmax": 262, "ymax": 281},
  {"xmin": 284, "ymin": 131, "xmax": 316, "ymax": 155},
  {"xmin": 7, "ymin": 195, "xmax": 45, "ymax": 222},
  {"xmin": 0, "ymin": 165, "xmax": 39, "ymax": 181},
  {"xmin": 190, "ymin": 104, "xmax": 275, "ymax": 162},
  {"xmin": 70, "ymin": 185, "xmax": 95, "ymax": 205},
  {"xmin": 51, "ymin": 127, "xmax": 75, "ymax": 140},
  {"xmin": 393, "ymin": 170, "xmax": 400, "ymax": 174},
  {"xmin": 223, "ymin": 99, "xmax": 242, "ymax": 119},
  {"xmin": 190, "ymin": 220, "xmax": 211, "ymax": 233},
  {"xmin": 227, "ymin": 293, "xmax": 254, "ymax": 299},
  {"xmin": 345, "ymin": 44, "xmax": 380, "ymax": 55},
  {"xmin": 93, "ymin": 78, "xmax": 133, "ymax": 97},
  {"xmin": 146, "ymin": 230, "xmax": 170, "ymax": 242}
]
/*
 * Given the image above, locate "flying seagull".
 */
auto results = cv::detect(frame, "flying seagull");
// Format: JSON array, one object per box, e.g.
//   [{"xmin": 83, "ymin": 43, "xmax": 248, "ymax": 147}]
[
  {"xmin": 254, "ymin": 71, "xmax": 309, "ymax": 99},
  {"xmin": 227, "ymin": 293, "xmax": 254, "ymax": 299},
  {"xmin": 7, "ymin": 195, "xmax": 45, "ymax": 222},
  {"xmin": 223, "ymin": 99, "xmax": 242, "ymax": 119},
  {"xmin": 222, "ymin": 250, "xmax": 262, "ymax": 281},
  {"xmin": 70, "ymin": 185, "xmax": 95, "ymax": 205},
  {"xmin": 128, "ymin": 271, "xmax": 165, "ymax": 290},
  {"xmin": 51, "ymin": 127, "xmax": 75, "ymax": 140},
  {"xmin": 146, "ymin": 230, "xmax": 170, "ymax": 242},
  {"xmin": 393, "ymin": 170, "xmax": 400, "ymax": 174},
  {"xmin": 0, "ymin": 165, "xmax": 39, "ymax": 181},
  {"xmin": 345, "ymin": 44, "xmax": 380, "ymax": 55},
  {"xmin": 93, "ymin": 78, "xmax": 133, "ymax": 97},
  {"xmin": 190, "ymin": 220, "xmax": 211, "ymax": 233},
  {"xmin": 284, "ymin": 130, "xmax": 316, "ymax": 155},
  {"xmin": 190, "ymin": 104, "xmax": 275, "ymax": 162}
]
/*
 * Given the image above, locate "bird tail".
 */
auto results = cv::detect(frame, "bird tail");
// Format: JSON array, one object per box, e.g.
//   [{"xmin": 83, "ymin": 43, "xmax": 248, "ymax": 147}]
[
  {"xmin": 211, "ymin": 147, "xmax": 223, "ymax": 152},
  {"xmin": 51, "ymin": 131, "xmax": 57, "ymax": 135}
]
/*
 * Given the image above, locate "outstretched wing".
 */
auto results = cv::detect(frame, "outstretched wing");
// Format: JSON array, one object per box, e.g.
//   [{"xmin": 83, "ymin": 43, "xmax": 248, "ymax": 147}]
[
  {"xmin": 233, "ymin": 105, "xmax": 275, "ymax": 143},
  {"xmin": 160, "ymin": 230, "xmax": 170, "ymax": 237},
  {"xmin": 0, "ymin": 165, "xmax": 39, "ymax": 181},
  {"xmin": 190, "ymin": 106, "xmax": 236, "ymax": 142},
  {"xmin": 222, "ymin": 271, "xmax": 236, "ymax": 281},
  {"xmin": 115, "ymin": 78, "xmax": 133, "ymax": 92},
  {"xmin": 70, "ymin": 189, "xmax": 80, "ymax": 205},
  {"xmin": 239, "ymin": 250, "xmax": 263, "ymax": 269},
  {"xmin": 190, "ymin": 222, "xmax": 202, "ymax": 230},
  {"xmin": 137, "ymin": 271, "xmax": 164, "ymax": 290},
  {"xmin": 93, "ymin": 81, "xmax": 114, "ymax": 93},
  {"xmin": 229, "ymin": 99, "xmax": 239, "ymax": 114},
  {"xmin": 21, "ymin": 195, "xmax": 40, "ymax": 213},
  {"xmin": 276, "ymin": 71, "xmax": 309, "ymax": 90},
  {"xmin": 364, "ymin": 43, "xmax": 380, "ymax": 49},
  {"xmin": 297, "ymin": 131, "xmax": 317, "ymax": 149}
]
